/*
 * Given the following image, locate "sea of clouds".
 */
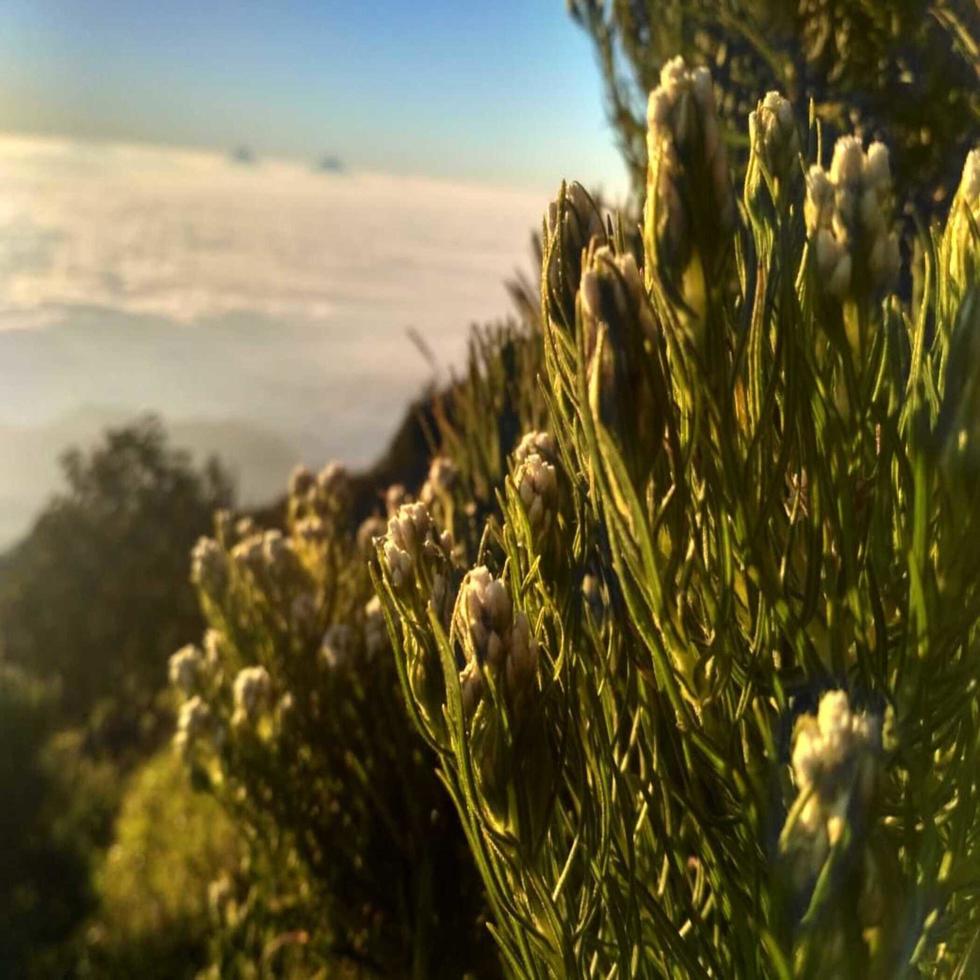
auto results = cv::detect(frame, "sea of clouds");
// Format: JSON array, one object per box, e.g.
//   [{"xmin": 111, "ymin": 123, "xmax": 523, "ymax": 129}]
[{"xmin": 0, "ymin": 134, "xmax": 544, "ymax": 545}]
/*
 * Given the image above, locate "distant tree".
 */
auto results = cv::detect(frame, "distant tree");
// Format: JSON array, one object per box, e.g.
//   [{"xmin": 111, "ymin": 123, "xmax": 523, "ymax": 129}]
[
  {"xmin": 0, "ymin": 417, "xmax": 232, "ymax": 754},
  {"xmin": 569, "ymin": 0, "xmax": 980, "ymax": 213}
]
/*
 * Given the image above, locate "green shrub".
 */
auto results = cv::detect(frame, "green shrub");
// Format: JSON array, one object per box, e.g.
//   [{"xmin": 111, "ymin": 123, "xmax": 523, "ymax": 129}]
[
  {"xmin": 81, "ymin": 748, "xmax": 240, "ymax": 978},
  {"xmin": 171, "ymin": 469, "xmax": 499, "ymax": 977},
  {"xmin": 374, "ymin": 61, "xmax": 980, "ymax": 977}
]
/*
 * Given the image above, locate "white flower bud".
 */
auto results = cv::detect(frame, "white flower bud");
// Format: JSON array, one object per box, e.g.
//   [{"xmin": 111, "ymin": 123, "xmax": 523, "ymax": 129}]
[
  {"xmin": 515, "ymin": 452, "xmax": 558, "ymax": 533},
  {"xmin": 207, "ymin": 876, "xmax": 235, "ymax": 920},
  {"xmin": 514, "ymin": 430, "xmax": 556, "ymax": 466},
  {"xmin": 235, "ymin": 516, "xmax": 256, "ymax": 540},
  {"xmin": 815, "ymin": 228, "xmax": 841, "ymax": 276},
  {"xmin": 644, "ymin": 55, "xmax": 733, "ymax": 280},
  {"xmin": 691, "ymin": 66, "xmax": 714, "ymax": 113},
  {"xmin": 659, "ymin": 55, "xmax": 687, "ymax": 96},
  {"xmin": 231, "ymin": 533, "xmax": 264, "ymax": 572},
  {"xmin": 504, "ymin": 612, "xmax": 538, "ymax": 695},
  {"xmin": 806, "ymin": 136, "xmax": 900, "ymax": 299},
  {"xmin": 460, "ymin": 567, "xmax": 511, "ymax": 666},
  {"xmin": 262, "ymin": 529, "xmax": 288, "ymax": 567},
  {"xmin": 168, "ymin": 644, "xmax": 203, "ymax": 695},
  {"xmin": 863, "ymin": 142, "xmax": 891, "ymax": 190},
  {"xmin": 789, "ymin": 689, "xmax": 880, "ymax": 841},
  {"xmin": 830, "ymin": 135, "xmax": 865, "ymax": 187},
  {"xmin": 381, "ymin": 501, "xmax": 448, "ymax": 590},
  {"xmin": 647, "ymin": 88, "xmax": 672, "ymax": 129},
  {"xmin": 191, "ymin": 536, "xmax": 227, "ymax": 594},
  {"xmin": 175, "ymin": 695, "xmax": 214, "ymax": 752},
  {"xmin": 232, "ymin": 666, "xmax": 271, "ymax": 723}
]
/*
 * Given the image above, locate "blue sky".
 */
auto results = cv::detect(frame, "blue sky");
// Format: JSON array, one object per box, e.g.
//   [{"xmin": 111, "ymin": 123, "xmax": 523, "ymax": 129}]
[{"xmin": 0, "ymin": 1, "xmax": 630, "ymax": 194}]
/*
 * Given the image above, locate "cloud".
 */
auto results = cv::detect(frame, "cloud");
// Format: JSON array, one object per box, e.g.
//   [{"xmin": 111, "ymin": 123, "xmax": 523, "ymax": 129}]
[{"xmin": 0, "ymin": 134, "xmax": 544, "ymax": 544}]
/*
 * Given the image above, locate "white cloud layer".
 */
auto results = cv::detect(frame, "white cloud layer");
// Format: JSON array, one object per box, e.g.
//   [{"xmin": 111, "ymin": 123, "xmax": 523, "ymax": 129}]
[{"xmin": 0, "ymin": 134, "xmax": 546, "ymax": 544}]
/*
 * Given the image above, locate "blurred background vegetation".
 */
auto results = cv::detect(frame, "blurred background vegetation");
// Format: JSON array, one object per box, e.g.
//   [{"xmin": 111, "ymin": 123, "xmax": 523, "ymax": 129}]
[{"xmin": 0, "ymin": 1, "xmax": 976, "ymax": 977}]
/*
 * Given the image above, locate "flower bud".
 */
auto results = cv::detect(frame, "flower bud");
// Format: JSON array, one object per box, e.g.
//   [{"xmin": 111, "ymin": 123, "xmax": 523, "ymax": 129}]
[
  {"xmin": 191, "ymin": 536, "xmax": 227, "ymax": 596},
  {"xmin": 231, "ymin": 533, "xmax": 264, "ymax": 573},
  {"xmin": 806, "ymin": 136, "xmax": 901, "ymax": 303},
  {"xmin": 514, "ymin": 452, "xmax": 558, "ymax": 534},
  {"xmin": 543, "ymin": 181, "xmax": 606, "ymax": 329},
  {"xmin": 169, "ymin": 643, "xmax": 203, "ymax": 695},
  {"xmin": 746, "ymin": 91, "xmax": 800, "ymax": 211},
  {"xmin": 381, "ymin": 501, "xmax": 452, "ymax": 592},
  {"xmin": 456, "ymin": 567, "xmax": 538, "ymax": 704},
  {"xmin": 579, "ymin": 241, "xmax": 666, "ymax": 487},
  {"xmin": 202, "ymin": 628, "xmax": 224, "ymax": 670},
  {"xmin": 513, "ymin": 430, "xmax": 556, "ymax": 466},
  {"xmin": 207, "ymin": 876, "xmax": 235, "ymax": 922},
  {"xmin": 787, "ymin": 690, "xmax": 881, "ymax": 848},
  {"xmin": 175, "ymin": 695, "xmax": 216, "ymax": 753},
  {"xmin": 232, "ymin": 666, "xmax": 272, "ymax": 725},
  {"xmin": 235, "ymin": 516, "xmax": 257, "ymax": 540},
  {"xmin": 644, "ymin": 57, "xmax": 734, "ymax": 288}
]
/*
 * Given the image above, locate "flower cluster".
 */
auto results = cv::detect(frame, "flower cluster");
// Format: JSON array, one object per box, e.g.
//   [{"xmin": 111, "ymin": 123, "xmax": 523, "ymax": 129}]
[
  {"xmin": 805, "ymin": 137, "xmax": 901, "ymax": 299},
  {"xmin": 456, "ymin": 567, "xmax": 538, "ymax": 711},
  {"xmin": 746, "ymin": 91, "xmax": 799, "ymax": 209},
  {"xmin": 287, "ymin": 460, "xmax": 352, "ymax": 526},
  {"xmin": 645, "ymin": 56, "xmax": 734, "ymax": 279},
  {"xmin": 543, "ymin": 181, "xmax": 606, "ymax": 328},
  {"xmin": 381, "ymin": 501, "xmax": 453, "ymax": 593},
  {"xmin": 579, "ymin": 241, "xmax": 665, "ymax": 480},
  {"xmin": 513, "ymin": 430, "xmax": 556, "ymax": 466},
  {"xmin": 788, "ymin": 690, "xmax": 881, "ymax": 846},
  {"xmin": 514, "ymin": 451, "xmax": 557, "ymax": 535},
  {"xmin": 191, "ymin": 535, "xmax": 227, "ymax": 596}
]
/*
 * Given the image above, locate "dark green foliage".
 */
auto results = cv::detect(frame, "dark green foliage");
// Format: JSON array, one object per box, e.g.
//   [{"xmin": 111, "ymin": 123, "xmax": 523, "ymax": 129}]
[
  {"xmin": 0, "ymin": 415, "xmax": 232, "ymax": 752},
  {"xmin": 0, "ymin": 667, "xmax": 118, "ymax": 978},
  {"xmin": 569, "ymin": 0, "xmax": 979, "ymax": 213}
]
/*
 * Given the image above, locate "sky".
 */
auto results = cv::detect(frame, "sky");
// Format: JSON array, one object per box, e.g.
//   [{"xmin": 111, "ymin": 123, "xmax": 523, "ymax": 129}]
[{"xmin": 0, "ymin": 0, "xmax": 630, "ymax": 195}]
